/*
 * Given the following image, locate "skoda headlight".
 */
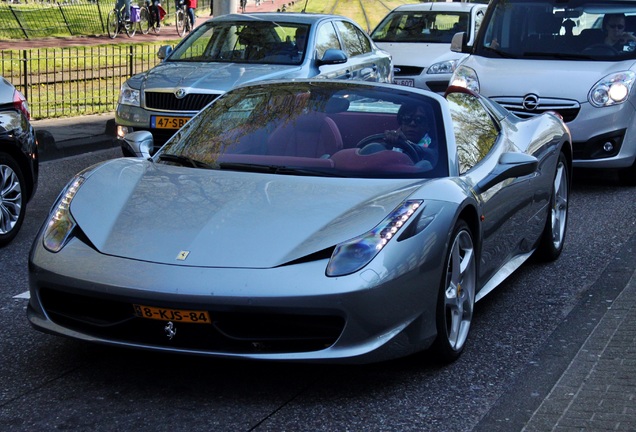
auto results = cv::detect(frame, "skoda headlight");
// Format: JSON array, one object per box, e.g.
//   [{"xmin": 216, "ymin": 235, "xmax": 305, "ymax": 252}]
[
  {"xmin": 450, "ymin": 65, "xmax": 480, "ymax": 93},
  {"xmin": 326, "ymin": 200, "xmax": 423, "ymax": 277},
  {"xmin": 427, "ymin": 59, "xmax": 459, "ymax": 75},
  {"xmin": 118, "ymin": 82, "xmax": 141, "ymax": 107},
  {"xmin": 588, "ymin": 71, "xmax": 635, "ymax": 108},
  {"xmin": 43, "ymin": 176, "xmax": 85, "ymax": 252}
]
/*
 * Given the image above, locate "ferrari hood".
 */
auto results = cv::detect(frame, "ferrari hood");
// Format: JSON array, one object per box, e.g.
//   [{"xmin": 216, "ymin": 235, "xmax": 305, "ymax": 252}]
[
  {"xmin": 70, "ymin": 159, "xmax": 423, "ymax": 268},
  {"xmin": 140, "ymin": 61, "xmax": 303, "ymax": 94}
]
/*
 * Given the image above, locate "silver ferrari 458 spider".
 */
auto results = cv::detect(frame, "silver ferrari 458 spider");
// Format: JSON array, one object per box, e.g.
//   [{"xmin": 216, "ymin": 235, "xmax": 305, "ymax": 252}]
[{"xmin": 28, "ymin": 80, "xmax": 572, "ymax": 364}]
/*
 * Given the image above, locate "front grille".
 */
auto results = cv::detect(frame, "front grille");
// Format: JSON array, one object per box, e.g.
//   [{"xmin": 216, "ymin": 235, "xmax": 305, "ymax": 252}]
[
  {"xmin": 144, "ymin": 91, "xmax": 220, "ymax": 112},
  {"xmin": 492, "ymin": 96, "xmax": 580, "ymax": 123},
  {"xmin": 40, "ymin": 288, "xmax": 345, "ymax": 354},
  {"xmin": 394, "ymin": 65, "xmax": 424, "ymax": 76}
]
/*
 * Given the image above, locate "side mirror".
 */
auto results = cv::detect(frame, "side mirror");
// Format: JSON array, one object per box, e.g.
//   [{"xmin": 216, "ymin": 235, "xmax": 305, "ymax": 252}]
[
  {"xmin": 122, "ymin": 131, "xmax": 154, "ymax": 159},
  {"xmin": 317, "ymin": 49, "xmax": 348, "ymax": 65},
  {"xmin": 474, "ymin": 152, "xmax": 538, "ymax": 194},
  {"xmin": 158, "ymin": 45, "xmax": 173, "ymax": 60},
  {"xmin": 450, "ymin": 32, "xmax": 469, "ymax": 54}
]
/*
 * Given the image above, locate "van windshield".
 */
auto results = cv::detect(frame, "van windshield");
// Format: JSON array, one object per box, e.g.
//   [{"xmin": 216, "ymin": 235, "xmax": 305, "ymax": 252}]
[{"xmin": 476, "ymin": 0, "xmax": 636, "ymax": 60}]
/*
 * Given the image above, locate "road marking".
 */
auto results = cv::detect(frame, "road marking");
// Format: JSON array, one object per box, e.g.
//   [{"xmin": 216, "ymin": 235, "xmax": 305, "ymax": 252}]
[{"xmin": 14, "ymin": 291, "xmax": 30, "ymax": 299}]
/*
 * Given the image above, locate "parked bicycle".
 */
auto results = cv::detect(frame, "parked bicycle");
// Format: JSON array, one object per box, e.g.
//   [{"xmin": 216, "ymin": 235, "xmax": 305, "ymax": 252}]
[
  {"xmin": 107, "ymin": 2, "xmax": 137, "ymax": 38},
  {"xmin": 139, "ymin": 0, "xmax": 165, "ymax": 34}
]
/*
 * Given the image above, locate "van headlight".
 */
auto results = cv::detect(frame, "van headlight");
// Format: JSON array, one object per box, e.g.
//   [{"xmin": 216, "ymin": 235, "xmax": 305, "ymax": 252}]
[
  {"xmin": 449, "ymin": 65, "xmax": 480, "ymax": 93},
  {"xmin": 588, "ymin": 72, "xmax": 635, "ymax": 108},
  {"xmin": 428, "ymin": 59, "xmax": 460, "ymax": 75}
]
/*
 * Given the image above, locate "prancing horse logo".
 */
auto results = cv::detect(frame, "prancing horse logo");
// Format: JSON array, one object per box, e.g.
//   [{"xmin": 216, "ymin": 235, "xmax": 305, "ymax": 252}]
[{"xmin": 164, "ymin": 321, "xmax": 177, "ymax": 340}]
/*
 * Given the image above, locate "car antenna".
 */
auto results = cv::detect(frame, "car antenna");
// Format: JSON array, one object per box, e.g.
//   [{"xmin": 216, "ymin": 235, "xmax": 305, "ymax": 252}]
[{"xmin": 302, "ymin": 0, "xmax": 309, "ymax": 13}]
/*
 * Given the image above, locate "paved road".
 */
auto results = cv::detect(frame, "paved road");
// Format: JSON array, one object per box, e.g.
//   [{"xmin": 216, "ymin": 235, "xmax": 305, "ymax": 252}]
[{"xmin": 0, "ymin": 144, "xmax": 634, "ymax": 431}]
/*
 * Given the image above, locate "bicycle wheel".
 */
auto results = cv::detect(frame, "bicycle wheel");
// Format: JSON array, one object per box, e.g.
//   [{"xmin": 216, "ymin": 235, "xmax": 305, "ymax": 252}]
[
  {"xmin": 124, "ymin": 15, "xmax": 137, "ymax": 37},
  {"xmin": 107, "ymin": 9, "xmax": 120, "ymax": 39},
  {"xmin": 139, "ymin": 7, "xmax": 150, "ymax": 35},
  {"xmin": 176, "ymin": 9, "xmax": 186, "ymax": 36}
]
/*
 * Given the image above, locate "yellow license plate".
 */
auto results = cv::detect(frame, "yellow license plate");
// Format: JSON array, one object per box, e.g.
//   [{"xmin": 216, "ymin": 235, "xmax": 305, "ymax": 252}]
[
  {"xmin": 152, "ymin": 116, "xmax": 191, "ymax": 129},
  {"xmin": 133, "ymin": 304, "xmax": 211, "ymax": 324}
]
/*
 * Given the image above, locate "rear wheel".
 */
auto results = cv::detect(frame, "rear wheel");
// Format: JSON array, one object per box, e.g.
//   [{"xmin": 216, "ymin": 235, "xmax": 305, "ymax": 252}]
[
  {"xmin": 536, "ymin": 152, "xmax": 569, "ymax": 261},
  {"xmin": 139, "ymin": 7, "xmax": 150, "ymax": 34},
  {"xmin": 0, "ymin": 153, "xmax": 26, "ymax": 247},
  {"xmin": 431, "ymin": 220, "xmax": 476, "ymax": 363},
  {"xmin": 107, "ymin": 9, "xmax": 119, "ymax": 39}
]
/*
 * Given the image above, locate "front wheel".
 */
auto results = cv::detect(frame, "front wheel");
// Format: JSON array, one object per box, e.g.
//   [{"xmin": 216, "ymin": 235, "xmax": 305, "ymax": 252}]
[
  {"xmin": 139, "ymin": 7, "xmax": 150, "ymax": 34},
  {"xmin": 535, "ymin": 152, "xmax": 569, "ymax": 261},
  {"xmin": 431, "ymin": 220, "xmax": 476, "ymax": 363},
  {"xmin": 107, "ymin": 9, "xmax": 119, "ymax": 39},
  {"xmin": 0, "ymin": 153, "xmax": 27, "ymax": 247},
  {"xmin": 124, "ymin": 16, "xmax": 136, "ymax": 37},
  {"xmin": 176, "ymin": 9, "xmax": 186, "ymax": 36}
]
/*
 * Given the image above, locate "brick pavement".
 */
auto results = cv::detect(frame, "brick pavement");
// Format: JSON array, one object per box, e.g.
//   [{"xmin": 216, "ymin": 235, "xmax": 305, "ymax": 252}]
[{"xmin": 523, "ymin": 272, "xmax": 636, "ymax": 431}]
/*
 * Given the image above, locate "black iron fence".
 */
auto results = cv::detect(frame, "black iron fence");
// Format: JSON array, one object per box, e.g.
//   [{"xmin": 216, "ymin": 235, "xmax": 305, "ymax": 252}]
[
  {"xmin": 1, "ymin": 43, "xmax": 167, "ymax": 119},
  {"xmin": 0, "ymin": 0, "xmax": 212, "ymax": 39}
]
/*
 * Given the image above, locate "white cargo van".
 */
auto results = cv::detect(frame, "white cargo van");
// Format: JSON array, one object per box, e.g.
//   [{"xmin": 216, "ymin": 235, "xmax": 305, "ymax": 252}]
[{"xmin": 449, "ymin": 0, "xmax": 636, "ymax": 185}]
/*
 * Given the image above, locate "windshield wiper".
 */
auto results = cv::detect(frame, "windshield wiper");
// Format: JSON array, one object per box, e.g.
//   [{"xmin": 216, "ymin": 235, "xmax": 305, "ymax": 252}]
[
  {"xmin": 218, "ymin": 162, "xmax": 338, "ymax": 177},
  {"xmin": 482, "ymin": 46, "xmax": 518, "ymax": 59},
  {"xmin": 158, "ymin": 154, "xmax": 212, "ymax": 169}
]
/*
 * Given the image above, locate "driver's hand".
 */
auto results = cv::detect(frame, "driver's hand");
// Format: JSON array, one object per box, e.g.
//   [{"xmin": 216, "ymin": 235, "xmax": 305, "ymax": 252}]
[{"xmin": 384, "ymin": 129, "xmax": 407, "ymax": 145}]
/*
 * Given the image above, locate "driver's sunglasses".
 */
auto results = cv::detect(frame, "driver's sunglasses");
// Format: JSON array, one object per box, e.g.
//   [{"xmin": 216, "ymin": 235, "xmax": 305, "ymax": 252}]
[
  {"xmin": 399, "ymin": 114, "xmax": 427, "ymax": 126},
  {"xmin": 609, "ymin": 24, "xmax": 625, "ymax": 30}
]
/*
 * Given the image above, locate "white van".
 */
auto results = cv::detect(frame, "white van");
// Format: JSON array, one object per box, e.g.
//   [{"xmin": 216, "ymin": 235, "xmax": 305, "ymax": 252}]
[{"xmin": 449, "ymin": 0, "xmax": 636, "ymax": 185}]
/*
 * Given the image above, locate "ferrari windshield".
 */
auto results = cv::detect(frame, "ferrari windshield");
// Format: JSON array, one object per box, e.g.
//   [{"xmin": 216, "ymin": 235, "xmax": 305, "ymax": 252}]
[
  {"xmin": 159, "ymin": 82, "xmax": 448, "ymax": 179},
  {"xmin": 371, "ymin": 10, "xmax": 471, "ymax": 43},
  {"xmin": 477, "ymin": 0, "xmax": 636, "ymax": 60},
  {"xmin": 167, "ymin": 21, "xmax": 310, "ymax": 65}
]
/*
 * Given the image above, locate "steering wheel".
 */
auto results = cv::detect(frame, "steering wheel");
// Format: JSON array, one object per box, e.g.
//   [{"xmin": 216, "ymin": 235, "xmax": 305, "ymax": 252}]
[
  {"xmin": 583, "ymin": 43, "xmax": 619, "ymax": 55},
  {"xmin": 356, "ymin": 133, "xmax": 420, "ymax": 163}
]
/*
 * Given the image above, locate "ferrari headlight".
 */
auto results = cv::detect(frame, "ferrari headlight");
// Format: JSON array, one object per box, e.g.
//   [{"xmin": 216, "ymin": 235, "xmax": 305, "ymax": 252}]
[
  {"xmin": 588, "ymin": 71, "xmax": 635, "ymax": 108},
  {"xmin": 118, "ymin": 82, "xmax": 141, "ymax": 107},
  {"xmin": 449, "ymin": 65, "xmax": 480, "ymax": 93},
  {"xmin": 427, "ymin": 59, "xmax": 459, "ymax": 75},
  {"xmin": 326, "ymin": 200, "xmax": 423, "ymax": 277},
  {"xmin": 43, "ymin": 177, "xmax": 85, "ymax": 252}
]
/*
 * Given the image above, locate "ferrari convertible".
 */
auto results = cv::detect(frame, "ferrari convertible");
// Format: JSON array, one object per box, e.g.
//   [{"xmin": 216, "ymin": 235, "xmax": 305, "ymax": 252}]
[{"xmin": 28, "ymin": 80, "xmax": 572, "ymax": 364}]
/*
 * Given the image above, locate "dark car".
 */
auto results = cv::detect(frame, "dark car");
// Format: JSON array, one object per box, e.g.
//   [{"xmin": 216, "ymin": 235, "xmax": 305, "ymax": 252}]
[{"xmin": 0, "ymin": 76, "xmax": 38, "ymax": 246}]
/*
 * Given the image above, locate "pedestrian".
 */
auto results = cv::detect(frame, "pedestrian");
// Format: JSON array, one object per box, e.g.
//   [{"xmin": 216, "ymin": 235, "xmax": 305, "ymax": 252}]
[{"xmin": 186, "ymin": 0, "xmax": 197, "ymax": 30}]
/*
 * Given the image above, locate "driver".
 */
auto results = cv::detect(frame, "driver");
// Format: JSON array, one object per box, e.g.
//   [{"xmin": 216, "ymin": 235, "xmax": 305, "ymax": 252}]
[
  {"xmin": 601, "ymin": 13, "xmax": 636, "ymax": 51},
  {"xmin": 360, "ymin": 102, "xmax": 436, "ymax": 167}
]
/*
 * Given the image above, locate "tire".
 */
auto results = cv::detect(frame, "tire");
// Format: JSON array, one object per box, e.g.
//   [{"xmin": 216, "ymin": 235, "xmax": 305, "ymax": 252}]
[
  {"xmin": 139, "ymin": 7, "xmax": 150, "ymax": 35},
  {"xmin": 107, "ymin": 9, "xmax": 119, "ymax": 39},
  {"xmin": 431, "ymin": 219, "xmax": 476, "ymax": 363},
  {"xmin": 0, "ymin": 153, "xmax": 27, "ymax": 247},
  {"xmin": 176, "ymin": 9, "xmax": 186, "ymax": 36},
  {"xmin": 124, "ymin": 16, "xmax": 136, "ymax": 37},
  {"xmin": 535, "ymin": 152, "xmax": 569, "ymax": 261}
]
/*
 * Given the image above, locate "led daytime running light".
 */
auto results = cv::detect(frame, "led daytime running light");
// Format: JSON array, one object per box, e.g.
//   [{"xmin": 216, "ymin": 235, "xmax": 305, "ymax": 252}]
[
  {"xmin": 326, "ymin": 200, "xmax": 423, "ymax": 277},
  {"xmin": 43, "ymin": 177, "xmax": 84, "ymax": 252}
]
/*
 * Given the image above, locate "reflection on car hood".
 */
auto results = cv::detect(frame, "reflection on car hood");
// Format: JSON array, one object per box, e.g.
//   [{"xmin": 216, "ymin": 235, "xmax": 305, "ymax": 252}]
[
  {"xmin": 375, "ymin": 42, "xmax": 455, "ymax": 68},
  {"xmin": 70, "ymin": 159, "xmax": 423, "ymax": 268},
  {"xmin": 468, "ymin": 57, "xmax": 636, "ymax": 101},
  {"xmin": 142, "ymin": 61, "xmax": 304, "ymax": 93}
]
